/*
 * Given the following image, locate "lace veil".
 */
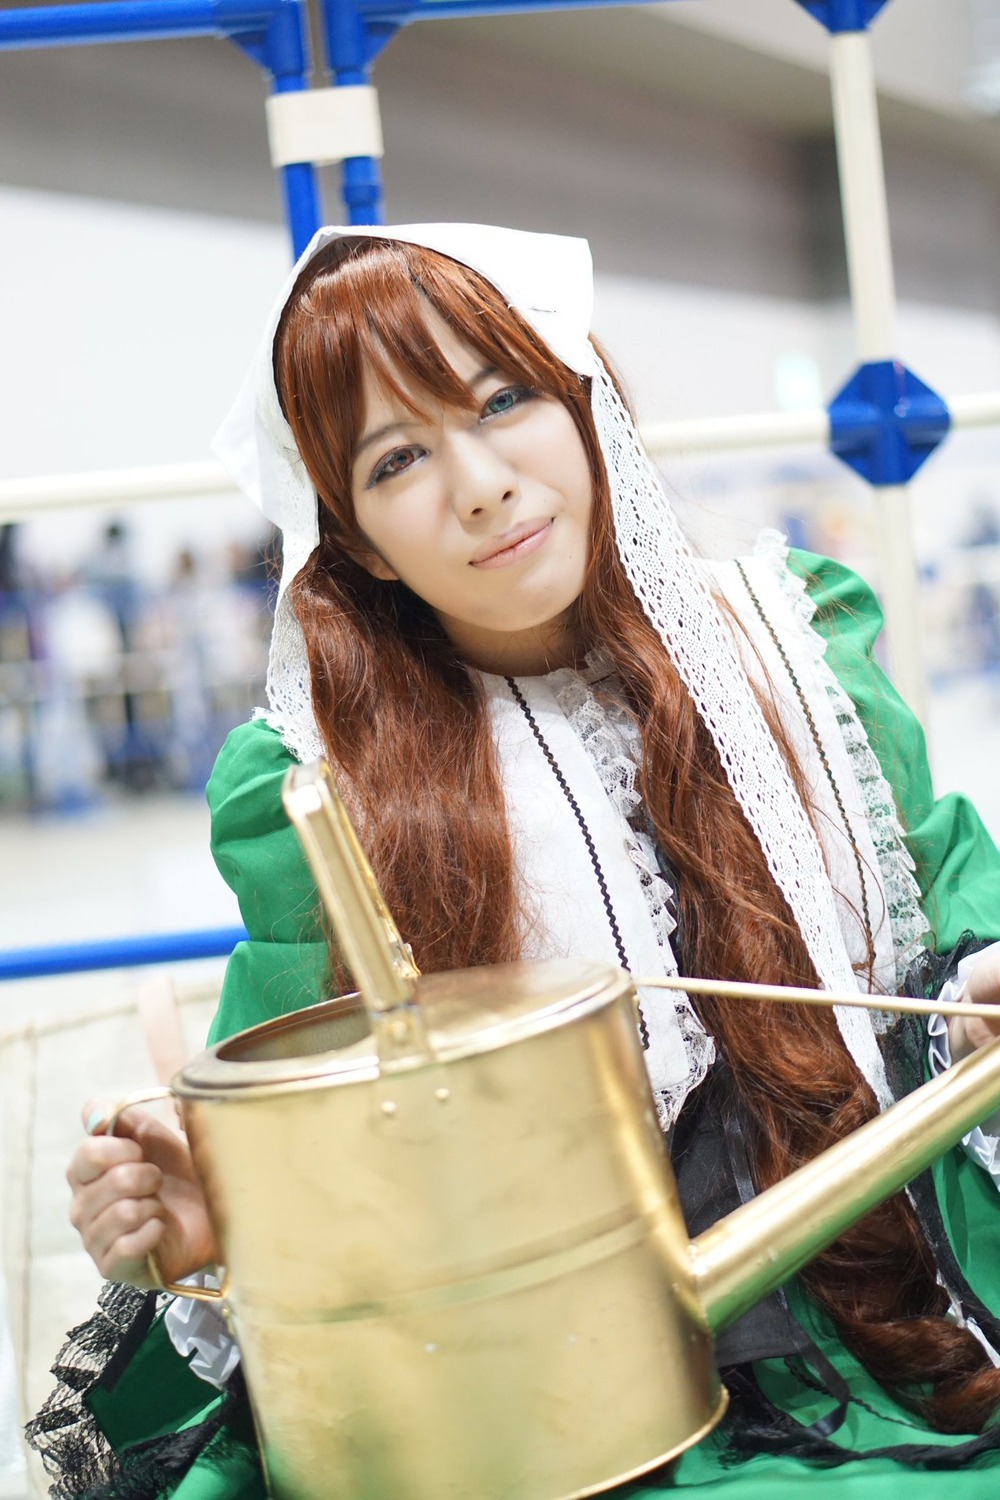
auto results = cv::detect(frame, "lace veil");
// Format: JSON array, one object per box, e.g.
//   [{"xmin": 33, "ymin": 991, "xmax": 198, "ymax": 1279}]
[{"xmin": 211, "ymin": 222, "xmax": 891, "ymax": 1107}]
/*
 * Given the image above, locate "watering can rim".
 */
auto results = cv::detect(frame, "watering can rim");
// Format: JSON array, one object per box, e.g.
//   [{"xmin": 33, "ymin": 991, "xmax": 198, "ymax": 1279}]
[{"xmin": 174, "ymin": 955, "xmax": 631, "ymax": 1096}]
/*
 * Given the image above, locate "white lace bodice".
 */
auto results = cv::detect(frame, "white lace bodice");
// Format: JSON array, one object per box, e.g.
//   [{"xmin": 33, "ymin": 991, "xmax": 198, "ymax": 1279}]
[{"xmin": 546, "ymin": 656, "xmax": 716, "ymax": 1129}]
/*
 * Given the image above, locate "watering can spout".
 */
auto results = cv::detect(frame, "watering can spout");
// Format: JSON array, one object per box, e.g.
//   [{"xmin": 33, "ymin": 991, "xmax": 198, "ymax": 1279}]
[{"xmin": 691, "ymin": 1034, "xmax": 1000, "ymax": 1335}]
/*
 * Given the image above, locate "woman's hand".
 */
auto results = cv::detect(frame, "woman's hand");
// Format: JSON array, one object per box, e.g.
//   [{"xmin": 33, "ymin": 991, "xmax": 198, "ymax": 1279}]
[
  {"xmin": 67, "ymin": 1100, "xmax": 219, "ymax": 1288},
  {"xmin": 948, "ymin": 946, "xmax": 1000, "ymax": 1062}
]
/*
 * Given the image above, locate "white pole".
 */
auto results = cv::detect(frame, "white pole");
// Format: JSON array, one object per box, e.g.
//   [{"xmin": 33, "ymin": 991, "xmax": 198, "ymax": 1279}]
[
  {"xmin": 641, "ymin": 408, "xmax": 830, "ymax": 458},
  {"xmin": 830, "ymin": 32, "xmax": 897, "ymax": 363},
  {"xmin": 4, "ymin": 387, "xmax": 1000, "ymax": 526},
  {"xmin": 829, "ymin": 29, "xmax": 928, "ymax": 729},
  {"xmin": 949, "ymin": 391, "xmax": 1000, "ymax": 430},
  {"xmin": 0, "ymin": 460, "xmax": 235, "ymax": 520}
]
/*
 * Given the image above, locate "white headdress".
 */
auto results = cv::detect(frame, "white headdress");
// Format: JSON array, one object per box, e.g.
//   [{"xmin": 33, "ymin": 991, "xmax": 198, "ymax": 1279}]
[{"xmin": 212, "ymin": 222, "xmax": 891, "ymax": 1106}]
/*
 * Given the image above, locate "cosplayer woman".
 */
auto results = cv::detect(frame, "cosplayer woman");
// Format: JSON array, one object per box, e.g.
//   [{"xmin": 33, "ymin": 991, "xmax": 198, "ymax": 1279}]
[{"xmin": 35, "ymin": 224, "xmax": 1000, "ymax": 1498}]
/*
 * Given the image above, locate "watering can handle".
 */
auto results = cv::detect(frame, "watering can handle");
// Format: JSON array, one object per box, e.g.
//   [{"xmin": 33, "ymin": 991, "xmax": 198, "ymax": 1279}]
[
  {"xmin": 90, "ymin": 1088, "xmax": 226, "ymax": 1304},
  {"xmin": 282, "ymin": 762, "xmax": 420, "ymax": 1010},
  {"xmin": 282, "ymin": 761, "xmax": 432, "ymax": 1070}
]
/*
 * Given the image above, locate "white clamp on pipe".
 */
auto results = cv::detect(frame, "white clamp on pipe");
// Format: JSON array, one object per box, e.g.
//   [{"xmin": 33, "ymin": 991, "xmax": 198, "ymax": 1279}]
[{"xmin": 266, "ymin": 86, "xmax": 384, "ymax": 168}]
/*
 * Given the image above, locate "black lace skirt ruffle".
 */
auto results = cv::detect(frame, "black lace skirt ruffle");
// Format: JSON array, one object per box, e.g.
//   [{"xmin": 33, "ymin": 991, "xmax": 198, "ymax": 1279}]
[
  {"xmin": 24, "ymin": 1281, "xmax": 256, "ymax": 1499},
  {"xmin": 25, "ymin": 1281, "xmax": 151, "ymax": 1498}
]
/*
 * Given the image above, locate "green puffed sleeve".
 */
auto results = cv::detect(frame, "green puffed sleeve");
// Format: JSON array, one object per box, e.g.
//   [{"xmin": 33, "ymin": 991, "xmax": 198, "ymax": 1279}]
[
  {"xmin": 206, "ymin": 718, "xmax": 330, "ymax": 1043},
  {"xmin": 788, "ymin": 548, "xmax": 1000, "ymax": 949}
]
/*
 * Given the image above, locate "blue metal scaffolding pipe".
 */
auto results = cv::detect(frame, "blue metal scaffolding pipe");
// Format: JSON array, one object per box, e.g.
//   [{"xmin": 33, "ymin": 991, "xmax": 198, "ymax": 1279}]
[
  {"xmin": 352, "ymin": 0, "xmax": 666, "ymax": 21},
  {"xmin": 0, "ymin": 0, "xmax": 291, "ymax": 50},
  {"xmin": 0, "ymin": 927, "xmax": 250, "ymax": 981},
  {"xmin": 265, "ymin": 15, "xmax": 322, "ymax": 252},
  {"xmin": 0, "ymin": 2, "xmax": 323, "ymax": 259},
  {"xmin": 795, "ymin": 0, "xmax": 890, "ymax": 31},
  {"xmin": 319, "ymin": 0, "xmax": 385, "ymax": 223},
  {"xmin": 281, "ymin": 160, "xmax": 324, "ymax": 254}
]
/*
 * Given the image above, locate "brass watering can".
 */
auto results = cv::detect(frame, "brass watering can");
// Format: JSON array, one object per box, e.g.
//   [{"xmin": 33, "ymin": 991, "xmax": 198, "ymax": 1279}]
[{"xmin": 114, "ymin": 762, "xmax": 1000, "ymax": 1500}]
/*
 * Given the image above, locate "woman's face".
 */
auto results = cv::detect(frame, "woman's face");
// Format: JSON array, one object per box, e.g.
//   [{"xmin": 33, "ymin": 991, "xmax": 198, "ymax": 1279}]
[{"xmin": 349, "ymin": 314, "xmax": 594, "ymax": 676}]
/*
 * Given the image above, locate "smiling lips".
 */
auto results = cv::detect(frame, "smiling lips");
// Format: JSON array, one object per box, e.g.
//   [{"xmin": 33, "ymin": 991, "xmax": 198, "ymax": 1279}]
[{"xmin": 470, "ymin": 519, "xmax": 554, "ymax": 569}]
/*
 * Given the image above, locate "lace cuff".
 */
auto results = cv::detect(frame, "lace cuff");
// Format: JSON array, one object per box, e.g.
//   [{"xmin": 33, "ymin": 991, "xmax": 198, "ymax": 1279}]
[{"xmin": 163, "ymin": 1275, "xmax": 241, "ymax": 1389}]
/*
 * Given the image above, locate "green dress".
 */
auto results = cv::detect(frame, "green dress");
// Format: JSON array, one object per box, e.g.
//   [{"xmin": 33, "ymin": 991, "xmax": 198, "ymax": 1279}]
[{"xmin": 43, "ymin": 554, "xmax": 1000, "ymax": 1498}]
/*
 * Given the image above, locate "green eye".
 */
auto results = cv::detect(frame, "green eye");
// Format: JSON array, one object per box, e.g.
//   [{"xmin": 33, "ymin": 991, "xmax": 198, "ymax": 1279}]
[{"xmin": 483, "ymin": 385, "xmax": 533, "ymax": 419}]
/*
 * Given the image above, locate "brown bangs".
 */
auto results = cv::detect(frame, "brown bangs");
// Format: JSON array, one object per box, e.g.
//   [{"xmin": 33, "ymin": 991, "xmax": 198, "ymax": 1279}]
[{"xmin": 273, "ymin": 237, "xmax": 585, "ymax": 532}]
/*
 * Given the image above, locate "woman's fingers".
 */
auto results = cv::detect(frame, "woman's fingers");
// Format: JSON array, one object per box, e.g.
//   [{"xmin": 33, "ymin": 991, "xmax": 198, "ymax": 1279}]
[
  {"xmin": 960, "ymin": 1015, "xmax": 1000, "ymax": 1054},
  {"xmin": 69, "ymin": 1149, "xmax": 165, "ymax": 1281},
  {"xmin": 68, "ymin": 1132, "xmax": 144, "ymax": 1190},
  {"xmin": 68, "ymin": 1157, "xmax": 162, "ymax": 1229},
  {"xmin": 80, "ymin": 1097, "xmax": 116, "ymax": 1137},
  {"xmin": 86, "ymin": 1194, "xmax": 165, "ymax": 1276},
  {"xmin": 92, "ymin": 1217, "xmax": 167, "ymax": 1286},
  {"xmin": 119, "ymin": 1109, "xmax": 198, "ymax": 1181},
  {"xmin": 69, "ymin": 1097, "xmax": 219, "ymax": 1286},
  {"xmin": 948, "ymin": 948, "xmax": 1000, "ymax": 1059},
  {"xmin": 81, "ymin": 1097, "xmax": 183, "ymax": 1154}
]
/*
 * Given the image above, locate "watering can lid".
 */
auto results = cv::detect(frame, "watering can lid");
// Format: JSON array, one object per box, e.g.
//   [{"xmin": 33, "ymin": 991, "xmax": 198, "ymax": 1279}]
[{"xmin": 175, "ymin": 957, "xmax": 630, "ymax": 1095}]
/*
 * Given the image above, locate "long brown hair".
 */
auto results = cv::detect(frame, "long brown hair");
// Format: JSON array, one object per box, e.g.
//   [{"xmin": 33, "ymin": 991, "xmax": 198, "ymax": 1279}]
[{"xmin": 276, "ymin": 236, "xmax": 1000, "ymax": 1433}]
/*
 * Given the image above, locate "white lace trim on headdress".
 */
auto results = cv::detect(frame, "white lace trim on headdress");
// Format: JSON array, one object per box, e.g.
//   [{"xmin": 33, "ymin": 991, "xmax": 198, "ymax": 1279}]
[
  {"xmin": 251, "ymin": 606, "xmax": 324, "ymax": 765},
  {"xmin": 754, "ymin": 530, "xmax": 927, "ymax": 988},
  {"xmin": 591, "ymin": 361, "xmax": 894, "ymax": 1109},
  {"xmin": 250, "ymin": 345, "xmax": 327, "ymax": 764},
  {"xmin": 547, "ymin": 662, "xmax": 716, "ymax": 1127}
]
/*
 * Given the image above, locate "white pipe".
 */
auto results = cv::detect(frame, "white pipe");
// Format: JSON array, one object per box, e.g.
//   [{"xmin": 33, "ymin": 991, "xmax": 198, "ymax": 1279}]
[
  {"xmin": 828, "ymin": 31, "xmax": 933, "ymax": 729},
  {"xmin": 949, "ymin": 391, "xmax": 1000, "ymax": 430},
  {"xmin": 0, "ymin": 415, "xmax": 831, "ymax": 523},
  {"xmin": 641, "ymin": 408, "xmax": 830, "ymax": 457},
  {"xmin": 3, "ymin": 385, "xmax": 1000, "ymax": 525},
  {"xmin": 3, "ymin": 380, "xmax": 1000, "ymax": 526},
  {"xmin": 830, "ymin": 32, "xmax": 898, "ymax": 362},
  {"xmin": 641, "ymin": 390, "xmax": 999, "ymax": 459},
  {"xmin": 0, "ymin": 460, "xmax": 235, "ymax": 520}
]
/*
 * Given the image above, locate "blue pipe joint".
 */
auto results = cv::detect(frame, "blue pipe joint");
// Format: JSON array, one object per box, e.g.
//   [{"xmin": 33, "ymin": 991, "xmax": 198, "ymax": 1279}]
[
  {"xmin": 323, "ymin": 0, "xmax": 368, "ymax": 73},
  {"xmin": 225, "ymin": 0, "xmax": 307, "ymax": 77},
  {"xmin": 794, "ymin": 0, "xmax": 891, "ymax": 31},
  {"xmin": 260, "ymin": 0, "xmax": 308, "ymax": 78},
  {"xmin": 827, "ymin": 360, "xmax": 950, "ymax": 487}
]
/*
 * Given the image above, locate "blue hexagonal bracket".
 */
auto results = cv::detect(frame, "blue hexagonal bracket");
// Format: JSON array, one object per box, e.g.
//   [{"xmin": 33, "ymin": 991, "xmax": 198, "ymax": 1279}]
[
  {"xmin": 794, "ymin": 0, "xmax": 891, "ymax": 32},
  {"xmin": 827, "ymin": 361, "xmax": 950, "ymax": 487}
]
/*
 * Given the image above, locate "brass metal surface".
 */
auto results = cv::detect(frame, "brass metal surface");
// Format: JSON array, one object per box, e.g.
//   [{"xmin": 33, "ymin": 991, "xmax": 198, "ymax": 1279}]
[
  {"xmin": 692, "ymin": 1033, "xmax": 1000, "ymax": 1332},
  {"xmin": 178, "ymin": 960, "xmax": 715, "ymax": 1500},
  {"xmin": 166, "ymin": 959, "xmax": 1000, "ymax": 1500},
  {"xmin": 281, "ymin": 760, "xmax": 420, "ymax": 1007},
  {"xmin": 149, "ymin": 758, "xmax": 1000, "ymax": 1498}
]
